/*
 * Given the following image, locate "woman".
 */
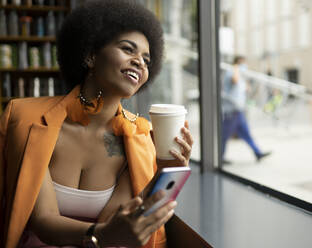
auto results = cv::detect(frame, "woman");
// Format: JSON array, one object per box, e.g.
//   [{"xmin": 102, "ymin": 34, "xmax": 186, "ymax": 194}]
[{"xmin": 0, "ymin": 1, "xmax": 193, "ymax": 247}]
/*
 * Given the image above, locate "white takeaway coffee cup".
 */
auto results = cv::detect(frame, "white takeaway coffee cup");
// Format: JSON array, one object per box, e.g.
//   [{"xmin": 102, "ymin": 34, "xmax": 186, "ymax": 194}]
[{"xmin": 149, "ymin": 104, "xmax": 187, "ymax": 160}]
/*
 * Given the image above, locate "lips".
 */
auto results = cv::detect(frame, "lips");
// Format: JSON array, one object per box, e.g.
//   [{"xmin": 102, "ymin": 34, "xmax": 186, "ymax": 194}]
[{"xmin": 121, "ymin": 68, "xmax": 141, "ymax": 84}]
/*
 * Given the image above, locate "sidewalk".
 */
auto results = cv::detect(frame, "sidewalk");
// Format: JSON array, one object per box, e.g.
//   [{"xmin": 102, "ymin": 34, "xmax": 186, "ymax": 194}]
[{"xmin": 222, "ymin": 104, "xmax": 312, "ymax": 204}]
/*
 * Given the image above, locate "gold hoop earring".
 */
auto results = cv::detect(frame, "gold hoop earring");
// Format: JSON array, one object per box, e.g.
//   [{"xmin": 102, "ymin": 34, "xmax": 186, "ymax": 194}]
[{"xmin": 84, "ymin": 56, "xmax": 95, "ymax": 69}]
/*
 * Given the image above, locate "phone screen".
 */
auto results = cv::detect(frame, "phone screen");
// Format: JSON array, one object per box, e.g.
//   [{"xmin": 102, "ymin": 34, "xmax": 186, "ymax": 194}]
[{"xmin": 144, "ymin": 167, "xmax": 191, "ymax": 216}]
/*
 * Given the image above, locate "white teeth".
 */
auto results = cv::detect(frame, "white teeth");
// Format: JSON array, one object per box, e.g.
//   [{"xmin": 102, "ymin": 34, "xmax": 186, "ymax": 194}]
[{"xmin": 125, "ymin": 70, "xmax": 139, "ymax": 81}]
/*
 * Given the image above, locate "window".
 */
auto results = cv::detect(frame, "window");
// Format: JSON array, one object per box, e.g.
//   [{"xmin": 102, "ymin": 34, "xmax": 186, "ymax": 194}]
[
  {"xmin": 127, "ymin": 0, "xmax": 200, "ymax": 161},
  {"xmin": 219, "ymin": 0, "xmax": 312, "ymax": 206}
]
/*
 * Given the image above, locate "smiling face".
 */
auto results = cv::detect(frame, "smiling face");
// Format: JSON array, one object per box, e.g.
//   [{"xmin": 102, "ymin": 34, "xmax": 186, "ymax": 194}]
[{"xmin": 91, "ymin": 31, "xmax": 150, "ymax": 98}]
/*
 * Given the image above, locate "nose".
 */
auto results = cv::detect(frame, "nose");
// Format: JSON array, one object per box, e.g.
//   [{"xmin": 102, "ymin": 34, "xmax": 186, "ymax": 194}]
[{"xmin": 131, "ymin": 56, "xmax": 145, "ymax": 69}]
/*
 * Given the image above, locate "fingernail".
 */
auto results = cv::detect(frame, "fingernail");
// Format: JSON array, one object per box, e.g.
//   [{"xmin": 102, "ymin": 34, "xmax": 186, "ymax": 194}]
[
  {"xmin": 169, "ymin": 201, "xmax": 177, "ymax": 208},
  {"xmin": 168, "ymin": 209, "xmax": 175, "ymax": 216}
]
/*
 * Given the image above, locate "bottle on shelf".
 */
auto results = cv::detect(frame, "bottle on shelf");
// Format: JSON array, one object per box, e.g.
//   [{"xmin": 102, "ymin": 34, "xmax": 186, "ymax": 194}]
[
  {"xmin": 48, "ymin": 77, "xmax": 54, "ymax": 96},
  {"xmin": 18, "ymin": 77, "xmax": 25, "ymax": 97},
  {"xmin": 0, "ymin": 10, "xmax": 7, "ymax": 36},
  {"xmin": 34, "ymin": 77, "xmax": 40, "ymax": 97},
  {"xmin": 56, "ymin": 11, "xmax": 64, "ymax": 31},
  {"xmin": 35, "ymin": 0, "xmax": 44, "ymax": 6},
  {"xmin": 51, "ymin": 44, "xmax": 58, "ymax": 68},
  {"xmin": 25, "ymin": 0, "xmax": 32, "ymax": 7},
  {"xmin": 8, "ymin": 11, "xmax": 19, "ymax": 36},
  {"xmin": 46, "ymin": 11, "xmax": 56, "ymax": 36},
  {"xmin": 12, "ymin": 0, "xmax": 22, "ymax": 5},
  {"xmin": 20, "ymin": 16, "xmax": 32, "ymax": 36},
  {"xmin": 29, "ymin": 46, "xmax": 40, "ymax": 68},
  {"xmin": 18, "ymin": 42, "xmax": 28, "ymax": 69},
  {"xmin": 11, "ymin": 43, "xmax": 18, "ymax": 68},
  {"xmin": 2, "ymin": 73, "xmax": 12, "ymax": 97},
  {"xmin": 43, "ymin": 42, "xmax": 51, "ymax": 68},
  {"xmin": 1, "ymin": 0, "xmax": 7, "ymax": 6},
  {"xmin": 0, "ymin": 44, "xmax": 13, "ymax": 68},
  {"xmin": 33, "ymin": 16, "xmax": 45, "ymax": 37}
]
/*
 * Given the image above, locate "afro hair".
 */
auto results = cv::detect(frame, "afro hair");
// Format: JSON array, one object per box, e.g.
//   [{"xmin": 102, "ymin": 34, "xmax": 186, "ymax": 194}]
[{"xmin": 56, "ymin": 0, "xmax": 164, "ymax": 92}]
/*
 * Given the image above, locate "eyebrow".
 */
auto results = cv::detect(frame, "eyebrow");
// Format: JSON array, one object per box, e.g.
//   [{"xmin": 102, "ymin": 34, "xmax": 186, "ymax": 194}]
[{"xmin": 118, "ymin": 39, "xmax": 150, "ymax": 59}]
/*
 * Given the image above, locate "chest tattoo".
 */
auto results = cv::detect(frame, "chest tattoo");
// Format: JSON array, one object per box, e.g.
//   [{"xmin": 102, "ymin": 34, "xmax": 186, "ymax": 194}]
[{"xmin": 103, "ymin": 132, "xmax": 125, "ymax": 157}]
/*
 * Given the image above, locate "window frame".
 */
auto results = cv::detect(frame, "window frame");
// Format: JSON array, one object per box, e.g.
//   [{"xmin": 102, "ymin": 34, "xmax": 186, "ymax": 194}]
[{"xmin": 198, "ymin": 0, "xmax": 221, "ymax": 172}]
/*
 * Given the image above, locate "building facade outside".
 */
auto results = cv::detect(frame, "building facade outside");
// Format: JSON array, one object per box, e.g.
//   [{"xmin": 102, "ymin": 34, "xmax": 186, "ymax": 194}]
[{"xmin": 221, "ymin": 0, "xmax": 312, "ymax": 92}]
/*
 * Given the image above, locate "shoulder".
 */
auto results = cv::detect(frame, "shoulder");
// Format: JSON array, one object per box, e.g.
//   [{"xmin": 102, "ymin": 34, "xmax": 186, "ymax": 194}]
[
  {"xmin": 113, "ymin": 108, "xmax": 152, "ymax": 137},
  {"xmin": 123, "ymin": 109, "xmax": 152, "ymax": 130},
  {"xmin": 8, "ymin": 96, "xmax": 64, "ymax": 123},
  {"xmin": 11, "ymin": 95, "xmax": 64, "ymax": 105}
]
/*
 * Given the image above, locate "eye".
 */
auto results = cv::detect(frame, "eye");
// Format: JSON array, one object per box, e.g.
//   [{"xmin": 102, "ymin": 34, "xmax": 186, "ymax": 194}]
[
  {"xmin": 144, "ymin": 58, "xmax": 151, "ymax": 66},
  {"xmin": 122, "ymin": 46, "xmax": 134, "ymax": 53}
]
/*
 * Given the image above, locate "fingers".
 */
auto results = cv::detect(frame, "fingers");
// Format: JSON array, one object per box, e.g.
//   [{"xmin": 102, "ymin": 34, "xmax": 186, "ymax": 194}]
[
  {"xmin": 120, "ymin": 197, "xmax": 143, "ymax": 215},
  {"xmin": 184, "ymin": 120, "xmax": 189, "ymax": 129},
  {"xmin": 182, "ymin": 121, "xmax": 194, "ymax": 147},
  {"xmin": 140, "ymin": 190, "xmax": 165, "ymax": 214},
  {"xmin": 169, "ymin": 149, "xmax": 188, "ymax": 166},
  {"xmin": 169, "ymin": 121, "xmax": 194, "ymax": 166},
  {"xmin": 175, "ymin": 137, "xmax": 192, "ymax": 157},
  {"xmin": 143, "ymin": 200, "xmax": 176, "ymax": 227},
  {"xmin": 130, "ymin": 190, "xmax": 164, "ymax": 218},
  {"xmin": 107, "ymin": 195, "xmax": 176, "ymax": 247},
  {"xmin": 139, "ymin": 201, "xmax": 176, "ymax": 240}
]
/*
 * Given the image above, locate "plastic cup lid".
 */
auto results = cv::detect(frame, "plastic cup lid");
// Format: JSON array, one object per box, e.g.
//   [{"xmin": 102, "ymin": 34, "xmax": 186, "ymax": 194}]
[{"xmin": 149, "ymin": 104, "xmax": 187, "ymax": 115}]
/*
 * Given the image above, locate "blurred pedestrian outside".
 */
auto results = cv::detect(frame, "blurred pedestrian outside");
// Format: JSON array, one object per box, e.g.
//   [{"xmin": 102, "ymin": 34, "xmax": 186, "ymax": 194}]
[{"xmin": 221, "ymin": 55, "xmax": 271, "ymax": 165}]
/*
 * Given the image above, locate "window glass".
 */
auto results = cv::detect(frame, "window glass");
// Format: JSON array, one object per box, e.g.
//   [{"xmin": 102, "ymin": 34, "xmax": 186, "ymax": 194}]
[{"xmin": 220, "ymin": 0, "xmax": 312, "ymax": 203}]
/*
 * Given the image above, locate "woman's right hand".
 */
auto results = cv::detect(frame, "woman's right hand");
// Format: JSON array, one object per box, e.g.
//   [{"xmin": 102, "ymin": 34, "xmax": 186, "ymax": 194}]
[{"xmin": 95, "ymin": 191, "xmax": 176, "ymax": 247}]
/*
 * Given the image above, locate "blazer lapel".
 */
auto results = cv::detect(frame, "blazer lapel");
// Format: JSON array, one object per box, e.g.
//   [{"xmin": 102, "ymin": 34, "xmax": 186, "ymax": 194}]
[
  {"xmin": 6, "ymin": 100, "xmax": 68, "ymax": 248},
  {"xmin": 123, "ymin": 133, "xmax": 158, "ymax": 248},
  {"xmin": 123, "ymin": 133, "xmax": 156, "ymax": 197},
  {"xmin": 6, "ymin": 123, "xmax": 62, "ymax": 248}
]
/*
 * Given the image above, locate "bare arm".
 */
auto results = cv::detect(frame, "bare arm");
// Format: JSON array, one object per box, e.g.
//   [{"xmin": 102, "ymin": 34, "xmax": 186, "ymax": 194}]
[
  {"xmin": 28, "ymin": 169, "xmax": 91, "ymax": 246},
  {"xmin": 232, "ymin": 65, "xmax": 240, "ymax": 84}
]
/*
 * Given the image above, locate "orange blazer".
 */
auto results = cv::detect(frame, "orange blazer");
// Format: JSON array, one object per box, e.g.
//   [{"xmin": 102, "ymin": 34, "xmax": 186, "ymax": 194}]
[{"xmin": 0, "ymin": 87, "xmax": 166, "ymax": 248}]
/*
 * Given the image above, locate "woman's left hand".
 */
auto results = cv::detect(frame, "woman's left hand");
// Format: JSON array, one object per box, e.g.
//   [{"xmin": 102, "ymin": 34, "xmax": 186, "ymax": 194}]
[
  {"xmin": 156, "ymin": 121, "xmax": 193, "ymax": 168},
  {"xmin": 169, "ymin": 120, "xmax": 193, "ymax": 166}
]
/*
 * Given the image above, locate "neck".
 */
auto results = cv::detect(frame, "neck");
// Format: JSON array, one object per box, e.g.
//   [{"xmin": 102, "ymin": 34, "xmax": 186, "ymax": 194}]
[
  {"xmin": 88, "ymin": 96, "xmax": 121, "ymax": 129},
  {"xmin": 81, "ymin": 74, "xmax": 123, "ymax": 128}
]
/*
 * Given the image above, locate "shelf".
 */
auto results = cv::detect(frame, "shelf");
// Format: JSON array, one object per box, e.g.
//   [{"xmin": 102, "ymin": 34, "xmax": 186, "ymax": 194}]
[
  {"xmin": 0, "ymin": 68, "xmax": 60, "ymax": 73},
  {"xmin": 0, "ymin": 3, "xmax": 69, "ymax": 106},
  {"xmin": 0, "ymin": 5, "xmax": 69, "ymax": 13},
  {"xmin": 1, "ymin": 97, "xmax": 17, "ymax": 102},
  {"xmin": 0, "ymin": 36, "xmax": 56, "ymax": 42}
]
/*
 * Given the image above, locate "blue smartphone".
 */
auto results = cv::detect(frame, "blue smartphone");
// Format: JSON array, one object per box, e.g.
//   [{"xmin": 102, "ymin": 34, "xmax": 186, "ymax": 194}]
[{"xmin": 143, "ymin": 167, "xmax": 191, "ymax": 216}]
